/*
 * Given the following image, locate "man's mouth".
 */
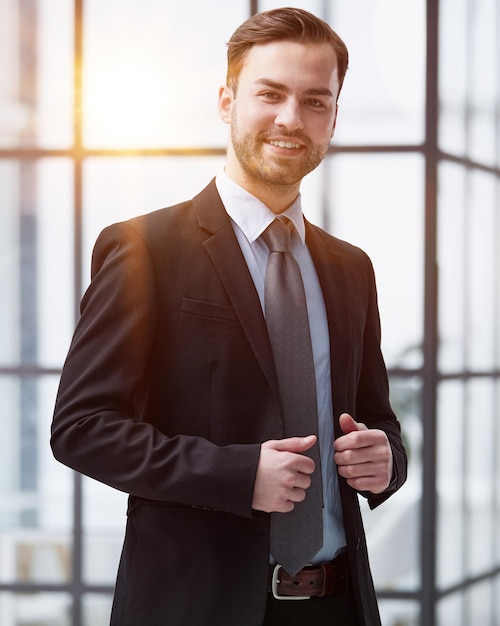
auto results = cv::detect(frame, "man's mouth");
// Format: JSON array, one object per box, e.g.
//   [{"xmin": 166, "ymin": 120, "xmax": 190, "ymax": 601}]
[{"xmin": 269, "ymin": 140, "xmax": 302, "ymax": 150}]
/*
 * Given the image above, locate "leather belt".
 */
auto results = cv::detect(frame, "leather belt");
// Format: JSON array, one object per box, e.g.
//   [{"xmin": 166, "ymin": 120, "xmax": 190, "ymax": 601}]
[{"xmin": 268, "ymin": 554, "xmax": 346, "ymax": 600}]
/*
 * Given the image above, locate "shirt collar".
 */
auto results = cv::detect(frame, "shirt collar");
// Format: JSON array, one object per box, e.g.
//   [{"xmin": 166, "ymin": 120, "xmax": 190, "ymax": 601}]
[{"xmin": 215, "ymin": 169, "xmax": 306, "ymax": 245}]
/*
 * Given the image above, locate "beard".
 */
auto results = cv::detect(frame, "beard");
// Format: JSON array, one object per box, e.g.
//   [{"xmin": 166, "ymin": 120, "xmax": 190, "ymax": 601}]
[{"xmin": 230, "ymin": 118, "xmax": 330, "ymax": 191}]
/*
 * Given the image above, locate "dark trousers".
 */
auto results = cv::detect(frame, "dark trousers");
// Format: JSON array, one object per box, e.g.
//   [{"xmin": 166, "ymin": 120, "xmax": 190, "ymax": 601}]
[{"xmin": 262, "ymin": 566, "xmax": 360, "ymax": 626}]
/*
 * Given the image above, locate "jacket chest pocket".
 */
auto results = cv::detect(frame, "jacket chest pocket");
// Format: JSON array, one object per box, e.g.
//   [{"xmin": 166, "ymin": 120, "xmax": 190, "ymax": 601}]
[{"xmin": 181, "ymin": 296, "xmax": 239, "ymax": 323}]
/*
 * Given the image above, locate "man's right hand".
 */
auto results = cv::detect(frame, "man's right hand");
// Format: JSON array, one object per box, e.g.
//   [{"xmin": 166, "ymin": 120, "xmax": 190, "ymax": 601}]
[{"xmin": 252, "ymin": 435, "xmax": 317, "ymax": 513}]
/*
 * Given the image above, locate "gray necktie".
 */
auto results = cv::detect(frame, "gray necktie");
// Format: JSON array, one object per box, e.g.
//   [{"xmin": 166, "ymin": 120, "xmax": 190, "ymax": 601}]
[{"xmin": 261, "ymin": 218, "xmax": 323, "ymax": 576}]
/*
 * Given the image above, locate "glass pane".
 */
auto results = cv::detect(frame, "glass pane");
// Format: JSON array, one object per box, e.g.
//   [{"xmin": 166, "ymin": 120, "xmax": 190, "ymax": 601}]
[
  {"xmin": 466, "ymin": 171, "xmax": 497, "ymax": 371},
  {"xmin": 498, "ymin": 223, "xmax": 500, "ymax": 370},
  {"xmin": 495, "ymin": 574, "xmax": 500, "ymax": 625},
  {"xmin": 378, "ymin": 599, "xmax": 420, "ymax": 626},
  {"xmin": 439, "ymin": 166, "xmax": 497, "ymax": 373},
  {"xmin": 496, "ymin": 382, "xmax": 500, "ymax": 563},
  {"xmin": 83, "ymin": 594, "xmax": 113, "ymax": 626},
  {"xmin": 0, "ymin": 159, "xmax": 74, "ymax": 368},
  {"xmin": 0, "ymin": 161, "xmax": 21, "ymax": 365},
  {"xmin": 364, "ymin": 378, "xmax": 422, "ymax": 592},
  {"xmin": 0, "ymin": 0, "xmax": 73, "ymax": 149},
  {"xmin": 0, "ymin": 376, "xmax": 72, "ymax": 584},
  {"xmin": 325, "ymin": 154, "xmax": 424, "ymax": 368},
  {"xmin": 440, "ymin": 0, "xmax": 498, "ymax": 165},
  {"xmin": 390, "ymin": 377, "xmax": 422, "ymax": 482},
  {"xmin": 464, "ymin": 379, "xmax": 496, "ymax": 577},
  {"xmin": 331, "ymin": 0, "xmax": 426, "ymax": 145},
  {"xmin": 439, "ymin": 379, "xmax": 498, "ymax": 589},
  {"xmin": 468, "ymin": 0, "xmax": 498, "ymax": 166},
  {"xmin": 83, "ymin": 0, "xmax": 248, "ymax": 148},
  {"xmin": 437, "ymin": 592, "xmax": 465, "ymax": 626},
  {"xmin": 0, "ymin": 592, "xmax": 72, "ymax": 626},
  {"xmin": 437, "ymin": 381, "xmax": 466, "ymax": 588},
  {"xmin": 437, "ymin": 162, "xmax": 466, "ymax": 373},
  {"xmin": 466, "ymin": 581, "xmax": 493, "ymax": 626},
  {"xmin": 438, "ymin": 0, "xmax": 467, "ymax": 156},
  {"xmin": 82, "ymin": 156, "xmax": 225, "ymax": 289},
  {"xmin": 83, "ymin": 478, "xmax": 126, "ymax": 585}
]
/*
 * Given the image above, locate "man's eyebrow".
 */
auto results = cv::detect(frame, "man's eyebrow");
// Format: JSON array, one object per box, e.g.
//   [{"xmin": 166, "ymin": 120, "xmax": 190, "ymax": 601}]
[{"xmin": 254, "ymin": 78, "xmax": 333, "ymax": 97}]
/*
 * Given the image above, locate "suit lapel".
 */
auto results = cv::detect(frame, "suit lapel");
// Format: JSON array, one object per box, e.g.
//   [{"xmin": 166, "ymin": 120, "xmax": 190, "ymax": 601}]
[
  {"xmin": 192, "ymin": 182, "xmax": 279, "ymax": 396},
  {"xmin": 191, "ymin": 182, "xmax": 353, "ymax": 427}
]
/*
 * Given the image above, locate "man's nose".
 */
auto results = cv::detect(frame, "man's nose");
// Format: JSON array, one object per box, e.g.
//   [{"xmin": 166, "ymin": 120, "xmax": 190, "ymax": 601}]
[{"xmin": 274, "ymin": 99, "xmax": 304, "ymax": 131}]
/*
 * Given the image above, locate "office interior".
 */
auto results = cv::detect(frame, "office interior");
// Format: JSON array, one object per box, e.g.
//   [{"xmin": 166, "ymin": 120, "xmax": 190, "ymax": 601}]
[{"xmin": 0, "ymin": 0, "xmax": 499, "ymax": 624}]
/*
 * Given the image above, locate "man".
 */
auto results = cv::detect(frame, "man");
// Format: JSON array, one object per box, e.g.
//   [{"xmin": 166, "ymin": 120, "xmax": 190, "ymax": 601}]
[{"xmin": 51, "ymin": 7, "xmax": 406, "ymax": 626}]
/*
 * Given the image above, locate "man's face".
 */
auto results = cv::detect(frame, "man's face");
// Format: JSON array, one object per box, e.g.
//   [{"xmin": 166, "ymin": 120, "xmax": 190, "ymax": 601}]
[{"xmin": 219, "ymin": 41, "xmax": 340, "ymax": 195}]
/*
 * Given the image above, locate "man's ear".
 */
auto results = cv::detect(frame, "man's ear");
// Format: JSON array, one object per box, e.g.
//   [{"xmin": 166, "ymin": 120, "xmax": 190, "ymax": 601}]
[{"xmin": 218, "ymin": 85, "xmax": 234, "ymax": 124}]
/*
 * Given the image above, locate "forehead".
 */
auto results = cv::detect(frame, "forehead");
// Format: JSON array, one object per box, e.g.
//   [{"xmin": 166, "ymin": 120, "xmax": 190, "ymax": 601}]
[{"xmin": 239, "ymin": 41, "xmax": 339, "ymax": 94}]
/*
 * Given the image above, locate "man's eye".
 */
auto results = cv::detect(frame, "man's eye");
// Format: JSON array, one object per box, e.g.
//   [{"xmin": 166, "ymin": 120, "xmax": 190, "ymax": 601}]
[
  {"xmin": 260, "ymin": 91, "xmax": 280, "ymax": 100},
  {"xmin": 307, "ymin": 99, "xmax": 325, "ymax": 109}
]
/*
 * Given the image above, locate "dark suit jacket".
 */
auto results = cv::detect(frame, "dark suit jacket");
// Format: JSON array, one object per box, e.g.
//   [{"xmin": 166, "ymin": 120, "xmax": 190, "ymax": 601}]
[{"xmin": 51, "ymin": 180, "xmax": 407, "ymax": 626}]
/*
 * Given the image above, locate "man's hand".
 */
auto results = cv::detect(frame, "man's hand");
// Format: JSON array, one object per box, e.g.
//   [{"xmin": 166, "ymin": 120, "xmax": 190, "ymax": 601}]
[
  {"xmin": 252, "ymin": 435, "xmax": 317, "ymax": 513},
  {"xmin": 334, "ymin": 413, "xmax": 393, "ymax": 494}
]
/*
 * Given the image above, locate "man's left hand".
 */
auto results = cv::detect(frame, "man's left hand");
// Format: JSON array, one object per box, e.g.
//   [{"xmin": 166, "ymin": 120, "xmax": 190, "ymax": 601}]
[{"xmin": 334, "ymin": 413, "xmax": 393, "ymax": 495}]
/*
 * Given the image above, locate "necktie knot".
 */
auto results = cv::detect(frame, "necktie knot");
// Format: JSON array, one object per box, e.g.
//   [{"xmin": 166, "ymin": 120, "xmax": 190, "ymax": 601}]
[{"xmin": 261, "ymin": 218, "xmax": 292, "ymax": 253}]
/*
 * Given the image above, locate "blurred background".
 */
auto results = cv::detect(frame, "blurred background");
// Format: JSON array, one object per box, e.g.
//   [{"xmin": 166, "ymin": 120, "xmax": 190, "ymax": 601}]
[{"xmin": 0, "ymin": 0, "xmax": 499, "ymax": 624}]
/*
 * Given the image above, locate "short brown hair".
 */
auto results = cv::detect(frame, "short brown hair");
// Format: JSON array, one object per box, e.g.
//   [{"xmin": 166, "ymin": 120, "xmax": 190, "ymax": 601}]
[{"xmin": 226, "ymin": 7, "xmax": 349, "ymax": 96}]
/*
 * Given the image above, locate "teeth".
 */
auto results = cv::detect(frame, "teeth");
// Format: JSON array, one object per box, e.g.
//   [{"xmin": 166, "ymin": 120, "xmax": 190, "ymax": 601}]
[{"xmin": 270, "ymin": 140, "xmax": 301, "ymax": 149}]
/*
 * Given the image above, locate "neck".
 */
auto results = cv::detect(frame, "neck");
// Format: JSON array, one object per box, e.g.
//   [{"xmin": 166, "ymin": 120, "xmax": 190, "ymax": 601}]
[
  {"xmin": 250, "ymin": 182, "xmax": 300, "ymax": 214},
  {"xmin": 224, "ymin": 165, "xmax": 300, "ymax": 214}
]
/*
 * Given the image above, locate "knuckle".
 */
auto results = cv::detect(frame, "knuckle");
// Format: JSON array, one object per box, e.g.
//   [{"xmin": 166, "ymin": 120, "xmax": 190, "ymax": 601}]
[
  {"xmin": 345, "ymin": 466, "xmax": 356, "ymax": 478},
  {"xmin": 339, "ymin": 465, "xmax": 353, "ymax": 479},
  {"xmin": 343, "ymin": 450, "xmax": 354, "ymax": 464},
  {"xmin": 295, "ymin": 490, "xmax": 306, "ymax": 503}
]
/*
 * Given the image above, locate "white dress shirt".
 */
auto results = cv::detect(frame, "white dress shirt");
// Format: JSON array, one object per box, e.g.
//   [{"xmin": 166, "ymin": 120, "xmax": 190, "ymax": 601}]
[{"xmin": 215, "ymin": 171, "xmax": 346, "ymax": 564}]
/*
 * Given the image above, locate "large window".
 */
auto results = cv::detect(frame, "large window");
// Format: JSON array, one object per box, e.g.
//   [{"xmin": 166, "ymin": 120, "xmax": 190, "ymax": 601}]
[{"xmin": 1, "ymin": 1, "xmax": 499, "ymax": 624}]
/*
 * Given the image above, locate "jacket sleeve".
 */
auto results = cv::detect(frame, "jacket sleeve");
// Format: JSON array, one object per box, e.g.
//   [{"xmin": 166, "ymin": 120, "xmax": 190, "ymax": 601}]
[
  {"xmin": 355, "ymin": 253, "xmax": 408, "ymax": 509},
  {"xmin": 50, "ymin": 222, "xmax": 260, "ymax": 518}
]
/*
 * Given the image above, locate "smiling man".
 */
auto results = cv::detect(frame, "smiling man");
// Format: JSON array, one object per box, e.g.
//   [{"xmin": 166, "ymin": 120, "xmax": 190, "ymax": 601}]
[{"xmin": 51, "ymin": 8, "xmax": 407, "ymax": 626}]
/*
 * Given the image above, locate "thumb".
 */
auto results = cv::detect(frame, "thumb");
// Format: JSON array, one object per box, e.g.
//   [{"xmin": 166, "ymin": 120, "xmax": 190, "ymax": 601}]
[
  {"xmin": 264, "ymin": 435, "xmax": 317, "ymax": 453},
  {"xmin": 339, "ymin": 413, "xmax": 367, "ymax": 434}
]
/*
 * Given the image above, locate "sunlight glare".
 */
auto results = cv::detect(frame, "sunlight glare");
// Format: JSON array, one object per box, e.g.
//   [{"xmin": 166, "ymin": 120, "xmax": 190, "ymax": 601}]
[{"xmin": 84, "ymin": 60, "xmax": 169, "ymax": 148}]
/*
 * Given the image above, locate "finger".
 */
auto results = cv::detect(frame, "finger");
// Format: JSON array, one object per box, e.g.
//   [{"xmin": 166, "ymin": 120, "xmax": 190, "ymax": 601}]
[
  {"xmin": 291, "ymin": 472, "xmax": 312, "ymax": 491},
  {"xmin": 281, "ymin": 452, "xmax": 316, "ymax": 476},
  {"xmin": 288, "ymin": 486, "xmax": 309, "ymax": 503},
  {"xmin": 334, "ymin": 424, "xmax": 377, "ymax": 454},
  {"xmin": 337, "ymin": 459, "xmax": 392, "ymax": 494},
  {"xmin": 339, "ymin": 413, "xmax": 367, "ymax": 434},
  {"xmin": 267, "ymin": 472, "xmax": 312, "ymax": 512},
  {"xmin": 335, "ymin": 428, "xmax": 391, "ymax": 457},
  {"xmin": 335, "ymin": 442, "xmax": 390, "ymax": 467},
  {"xmin": 334, "ymin": 442, "xmax": 377, "ymax": 465},
  {"xmin": 282, "ymin": 479, "xmax": 316, "ymax": 509},
  {"xmin": 274, "ymin": 487, "xmax": 308, "ymax": 512},
  {"xmin": 340, "ymin": 473, "xmax": 391, "ymax": 495},
  {"xmin": 263, "ymin": 435, "xmax": 317, "ymax": 454}
]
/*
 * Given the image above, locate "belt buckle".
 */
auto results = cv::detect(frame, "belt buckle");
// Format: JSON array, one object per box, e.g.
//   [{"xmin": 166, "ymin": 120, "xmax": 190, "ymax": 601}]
[{"xmin": 271, "ymin": 564, "xmax": 311, "ymax": 600}]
